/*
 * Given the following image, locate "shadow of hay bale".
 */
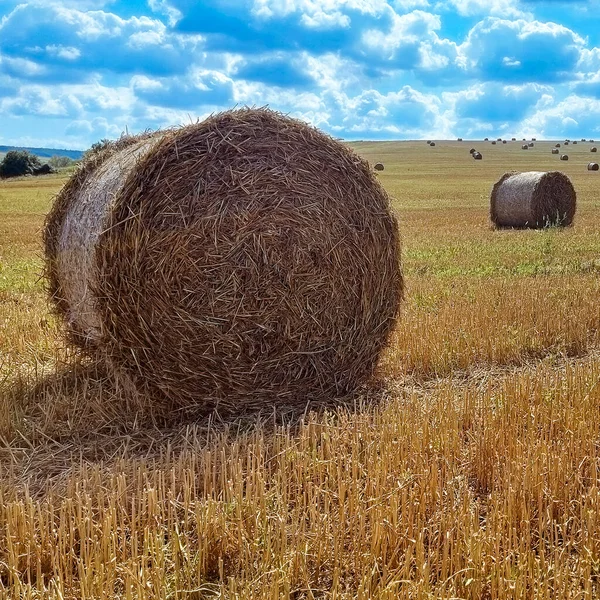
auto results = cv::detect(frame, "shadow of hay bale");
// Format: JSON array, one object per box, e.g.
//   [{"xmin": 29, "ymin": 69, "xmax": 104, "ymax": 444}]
[{"xmin": 1, "ymin": 358, "xmax": 393, "ymax": 497}]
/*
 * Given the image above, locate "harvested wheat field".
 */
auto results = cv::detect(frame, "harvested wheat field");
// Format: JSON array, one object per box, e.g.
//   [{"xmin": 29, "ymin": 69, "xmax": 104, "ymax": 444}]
[{"xmin": 1, "ymin": 138, "xmax": 600, "ymax": 599}]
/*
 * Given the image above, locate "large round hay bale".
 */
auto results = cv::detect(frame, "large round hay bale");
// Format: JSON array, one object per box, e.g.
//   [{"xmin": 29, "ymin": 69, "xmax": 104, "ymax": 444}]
[
  {"xmin": 473, "ymin": 152, "xmax": 483, "ymax": 160},
  {"xmin": 588, "ymin": 162, "xmax": 599, "ymax": 171},
  {"xmin": 491, "ymin": 141, "xmax": 497, "ymax": 145},
  {"xmin": 502, "ymin": 140, "xmax": 507, "ymax": 144},
  {"xmin": 429, "ymin": 142, "xmax": 436, "ymax": 146},
  {"xmin": 555, "ymin": 143, "xmax": 561, "ymax": 148},
  {"xmin": 560, "ymin": 154, "xmax": 569, "ymax": 161},
  {"xmin": 551, "ymin": 148, "xmax": 559, "ymax": 154},
  {"xmin": 44, "ymin": 108, "xmax": 403, "ymax": 410},
  {"xmin": 374, "ymin": 162, "xmax": 384, "ymax": 171},
  {"xmin": 591, "ymin": 147, "xmax": 597, "ymax": 153},
  {"xmin": 521, "ymin": 144, "xmax": 529, "ymax": 150},
  {"xmin": 469, "ymin": 148, "xmax": 476, "ymax": 154},
  {"xmin": 490, "ymin": 171, "xmax": 576, "ymax": 228},
  {"xmin": 528, "ymin": 142, "xmax": 534, "ymax": 147}
]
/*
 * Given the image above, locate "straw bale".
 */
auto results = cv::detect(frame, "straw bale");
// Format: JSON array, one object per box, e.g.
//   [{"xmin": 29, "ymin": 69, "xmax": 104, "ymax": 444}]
[
  {"xmin": 429, "ymin": 142, "xmax": 436, "ymax": 146},
  {"xmin": 551, "ymin": 149, "xmax": 559, "ymax": 154},
  {"xmin": 469, "ymin": 148, "xmax": 476, "ymax": 154},
  {"xmin": 374, "ymin": 162, "xmax": 384, "ymax": 171},
  {"xmin": 588, "ymin": 163, "xmax": 599, "ymax": 171},
  {"xmin": 555, "ymin": 143, "xmax": 561, "ymax": 147},
  {"xmin": 490, "ymin": 171, "xmax": 576, "ymax": 229},
  {"xmin": 44, "ymin": 107, "xmax": 403, "ymax": 411},
  {"xmin": 502, "ymin": 140, "xmax": 507, "ymax": 144},
  {"xmin": 521, "ymin": 144, "xmax": 529, "ymax": 150},
  {"xmin": 473, "ymin": 152, "xmax": 483, "ymax": 160},
  {"xmin": 491, "ymin": 141, "xmax": 497, "ymax": 145},
  {"xmin": 573, "ymin": 141, "xmax": 578, "ymax": 144},
  {"xmin": 591, "ymin": 147, "xmax": 597, "ymax": 152},
  {"xmin": 560, "ymin": 154, "xmax": 569, "ymax": 161},
  {"xmin": 564, "ymin": 141, "xmax": 570, "ymax": 145},
  {"xmin": 528, "ymin": 142, "xmax": 534, "ymax": 147}
]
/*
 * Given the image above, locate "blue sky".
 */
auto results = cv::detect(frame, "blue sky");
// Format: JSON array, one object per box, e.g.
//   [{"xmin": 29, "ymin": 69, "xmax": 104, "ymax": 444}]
[{"xmin": 1, "ymin": 0, "xmax": 600, "ymax": 149}]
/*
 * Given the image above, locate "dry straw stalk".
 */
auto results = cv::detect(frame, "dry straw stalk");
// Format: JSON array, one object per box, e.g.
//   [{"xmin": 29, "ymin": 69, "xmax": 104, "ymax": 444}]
[
  {"xmin": 490, "ymin": 171, "xmax": 576, "ymax": 228},
  {"xmin": 44, "ymin": 107, "xmax": 403, "ymax": 412}
]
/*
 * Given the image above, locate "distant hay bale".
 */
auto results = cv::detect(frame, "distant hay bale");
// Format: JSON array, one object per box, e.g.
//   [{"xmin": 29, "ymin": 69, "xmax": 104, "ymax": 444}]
[
  {"xmin": 592, "ymin": 147, "xmax": 598, "ymax": 152},
  {"xmin": 512, "ymin": 138, "xmax": 516, "ymax": 141},
  {"xmin": 497, "ymin": 138, "xmax": 502, "ymax": 141},
  {"xmin": 473, "ymin": 152, "xmax": 483, "ymax": 160},
  {"xmin": 560, "ymin": 154, "xmax": 569, "ymax": 161},
  {"xmin": 564, "ymin": 141, "xmax": 570, "ymax": 145},
  {"xmin": 555, "ymin": 143, "xmax": 561, "ymax": 147},
  {"xmin": 426, "ymin": 140, "xmax": 431, "ymax": 144},
  {"xmin": 551, "ymin": 149, "xmax": 559, "ymax": 154},
  {"xmin": 502, "ymin": 140, "xmax": 507, "ymax": 144},
  {"xmin": 521, "ymin": 144, "xmax": 529, "ymax": 150},
  {"xmin": 491, "ymin": 141, "xmax": 497, "ymax": 145},
  {"xmin": 588, "ymin": 163, "xmax": 599, "ymax": 171},
  {"xmin": 374, "ymin": 162, "xmax": 384, "ymax": 171},
  {"xmin": 532, "ymin": 138, "xmax": 537, "ymax": 141},
  {"xmin": 490, "ymin": 171, "xmax": 576, "ymax": 228},
  {"xmin": 429, "ymin": 142, "xmax": 436, "ymax": 146},
  {"xmin": 484, "ymin": 137, "xmax": 489, "ymax": 141},
  {"xmin": 573, "ymin": 141, "xmax": 578, "ymax": 144},
  {"xmin": 44, "ymin": 107, "xmax": 403, "ymax": 410},
  {"xmin": 582, "ymin": 139, "xmax": 587, "ymax": 142},
  {"xmin": 528, "ymin": 142, "xmax": 534, "ymax": 147},
  {"xmin": 469, "ymin": 148, "xmax": 476, "ymax": 154}
]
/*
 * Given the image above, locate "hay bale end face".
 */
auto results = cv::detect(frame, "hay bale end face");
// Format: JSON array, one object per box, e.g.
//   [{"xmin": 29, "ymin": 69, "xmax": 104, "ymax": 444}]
[
  {"xmin": 473, "ymin": 152, "xmax": 483, "ymax": 160},
  {"xmin": 588, "ymin": 162, "xmax": 599, "ymax": 171},
  {"xmin": 591, "ymin": 147, "xmax": 597, "ymax": 152},
  {"xmin": 44, "ymin": 108, "xmax": 403, "ymax": 410},
  {"xmin": 490, "ymin": 171, "xmax": 576, "ymax": 229},
  {"xmin": 560, "ymin": 154, "xmax": 569, "ymax": 161},
  {"xmin": 374, "ymin": 162, "xmax": 384, "ymax": 171},
  {"xmin": 469, "ymin": 148, "xmax": 476, "ymax": 154}
]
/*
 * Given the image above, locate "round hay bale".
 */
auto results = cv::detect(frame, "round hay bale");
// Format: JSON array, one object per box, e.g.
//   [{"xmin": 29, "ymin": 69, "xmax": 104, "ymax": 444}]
[
  {"xmin": 591, "ymin": 147, "xmax": 597, "ymax": 152},
  {"xmin": 573, "ymin": 141, "xmax": 578, "ymax": 144},
  {"xmin": 502, "ymin": 140, "xmax": 507, "ymax": 144},
  {"xmin": 551, "ymin": 148, "xmax": 559, "ymax": 154},
  {"xmin": 429, "ymin": 142, "xmax": 436, "ymax": 146},
  {"xmin": 497, "ymin": 138, "xmax": 502, "ymax": 141},
  {"xmin": 469, "ymin": 148, "xmax": 476, "ymax": 154},
  {"xmin": 528, "ymin": 142, "xmax": 534, "ymax": 147},
  {"xmin": 588, "ymin": 162, "xmax": 599, "ymax": 171},
  {"xmin": 564, "ymin": 141, "xmax": 570, "ymax": 145},
  {"xmin": 473, "ymin": 152, "xmax": 483, "ymax": 160},
  {"xmin": 44, "ymin": 108, "xmax": 403, "ymax": 410},
  {"xmin": 521, "ymin": 144, "xmax": 529, "ymax": 150},
  {"xmin": 532, "ymin": 138, "xmax": 537, "ymax": 141},
  {"xmin": 374, "ymin": 162, "xmax": 384, "ymax": 171},
  {"xmin": 560, "ymin": 154, "xmax": 569, "ymax": 161},
  {"xmin": 426, "ymin": 140, "xmax": 431, "ymax": 144},
  {"xmin": 490, "ymin": 171, "xmax": 576, "ymax": 229},
  {"xmin": 512, "ymin": 137, "xmax": 516, "ymax": 141},
  {"xmin": 491, "ymin": 141, "xmax": 497, "ymax": 145},
  {"xmin": 555, "ymin": 143, "xmax": 561, "ymax": 147}
]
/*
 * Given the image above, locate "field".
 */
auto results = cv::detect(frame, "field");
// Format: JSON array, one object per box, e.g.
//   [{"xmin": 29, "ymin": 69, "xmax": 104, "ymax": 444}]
[{"xmin": 1, "ymin": 138, "xmax": 600, "ymax": 599}]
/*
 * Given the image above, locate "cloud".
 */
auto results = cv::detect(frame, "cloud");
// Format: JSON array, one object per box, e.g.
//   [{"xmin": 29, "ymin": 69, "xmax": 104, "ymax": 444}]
[
  {"xmin": 460, "ymin": 17, "xmax": 585, "ymax": 83},
  {"xmin": 520, "ymin": 94, "xmax": 600, "ymax": 137},
  {"xmin": 437, "ymin": 0, "xmax": 528, "ymax": 18},
  {"xmin": 0, "ymin": 3, "xmax": 203, "ymax": 83},
  {"xmin": 452, "ymin": 82, "xmax": 550, "ymax": 123},
  {"xmin": 131, "ymin": 70, "xmax": 234, "ymax": 109}
]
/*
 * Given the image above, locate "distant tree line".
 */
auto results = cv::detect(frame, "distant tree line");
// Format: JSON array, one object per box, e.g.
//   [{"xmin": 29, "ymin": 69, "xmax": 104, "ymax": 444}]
[{"xmin": 0, "ymin": 150, "xmax": 76, "ymax": 178}]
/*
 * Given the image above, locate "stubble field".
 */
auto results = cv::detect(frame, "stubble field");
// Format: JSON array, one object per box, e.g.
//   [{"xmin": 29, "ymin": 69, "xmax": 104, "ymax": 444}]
[{"xmin": 1, "ymin": 139, "xmax": 599, "ymax": 599}]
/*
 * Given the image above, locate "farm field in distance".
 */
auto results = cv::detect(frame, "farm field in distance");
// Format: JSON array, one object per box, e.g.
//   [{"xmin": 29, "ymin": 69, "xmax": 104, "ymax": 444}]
[{"xmin": 1, "ymin": 138, "xmax": 600, "ymax": 599}]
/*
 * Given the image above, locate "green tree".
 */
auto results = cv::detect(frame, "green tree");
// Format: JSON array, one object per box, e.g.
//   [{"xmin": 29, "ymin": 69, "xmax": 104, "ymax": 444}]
[
  {"xmin": 48, "ymin": 155, "xmax": 74, "ymax": 169},
  {"xmin": 0, "ymin": 150, "xmax": 41, "ymax": 178}
]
